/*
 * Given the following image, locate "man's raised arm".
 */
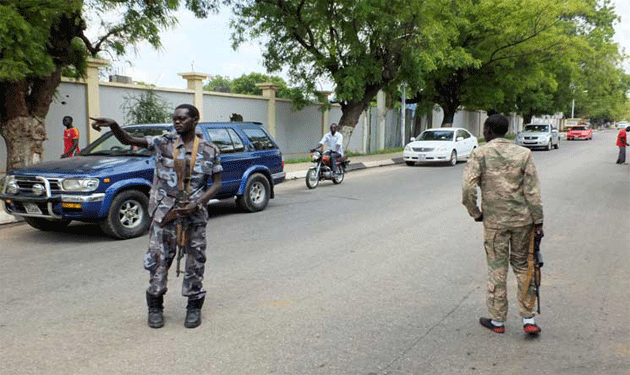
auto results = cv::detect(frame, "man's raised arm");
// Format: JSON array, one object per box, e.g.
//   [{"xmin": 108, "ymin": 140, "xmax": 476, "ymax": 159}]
[{"xmin": 90, "ymin": 117, "xmax": 149, "ymax": 148}]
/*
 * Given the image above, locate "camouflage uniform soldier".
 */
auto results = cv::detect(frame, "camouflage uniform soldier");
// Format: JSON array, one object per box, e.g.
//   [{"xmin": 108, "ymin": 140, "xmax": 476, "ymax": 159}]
[
  {"xmin": 462, "ymin": 114, "xmax": 544, "ymax": 335},
  {"xmin": 91, "ymin": 104, "xmax": 222, "ymax": 329}
]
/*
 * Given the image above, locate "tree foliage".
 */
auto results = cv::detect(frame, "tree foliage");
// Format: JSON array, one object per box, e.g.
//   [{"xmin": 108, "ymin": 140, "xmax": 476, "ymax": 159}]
[
  {"xmin": 0, "ymin": 0, "xmax": 220, "ymax": 170},
  {"xmin": 408, "ymin": 0, "xmax": 627, "ymax": 126},
  {"xmin": 122, "ymin": 90, "xmax": 172, "ymax": 125},
  {"xmin": 231, "ymin": 0, "xmax": 461, "ymax": 140}
]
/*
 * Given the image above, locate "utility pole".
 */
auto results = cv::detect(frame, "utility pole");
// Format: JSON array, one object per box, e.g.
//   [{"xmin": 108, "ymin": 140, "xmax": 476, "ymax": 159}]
[{"xmin": 401, "ymin": 84, "xmax": 406, "ymax": 146}]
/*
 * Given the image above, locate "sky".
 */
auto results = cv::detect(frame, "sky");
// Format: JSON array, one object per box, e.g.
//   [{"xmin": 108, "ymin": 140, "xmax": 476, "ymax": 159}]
[{"xmin": 106, "ymin": 1, "xmax": 630, "ymax": 91}]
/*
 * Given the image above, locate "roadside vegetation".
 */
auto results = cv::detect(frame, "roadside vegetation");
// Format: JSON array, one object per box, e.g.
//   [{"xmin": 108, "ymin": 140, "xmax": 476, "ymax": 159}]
[{"xmin": 1, "ymin": 0, "xmax": 628, "ymax": 172}]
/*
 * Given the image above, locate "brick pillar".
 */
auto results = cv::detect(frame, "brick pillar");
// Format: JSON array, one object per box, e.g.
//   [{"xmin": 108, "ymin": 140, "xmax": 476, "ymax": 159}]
[
  {"xmin": 318, "ymin": 91, "xmax": 333, "ymax": 136},
  {"xmin": 85, "ymin": 58, "xmax": 109, "ymax": 142},
  {"xmin": 178, "ymin": 72, "xmax": 209, "ymax": 121},
  {"xmin": 256, "ymin": 83, "xmax": 280, "ymax": 137}
]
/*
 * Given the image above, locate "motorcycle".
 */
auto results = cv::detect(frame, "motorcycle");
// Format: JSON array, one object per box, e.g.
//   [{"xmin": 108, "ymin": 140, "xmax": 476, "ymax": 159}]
[{"xmin": 305, "ymin": 150, "xmax": 350, "ymax": 189}]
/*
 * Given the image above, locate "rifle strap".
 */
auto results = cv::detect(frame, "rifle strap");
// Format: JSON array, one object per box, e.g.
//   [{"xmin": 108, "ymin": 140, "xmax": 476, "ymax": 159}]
[{"xmin": 172, "ymin": 136, "xmax": 201, "ymax": 196}]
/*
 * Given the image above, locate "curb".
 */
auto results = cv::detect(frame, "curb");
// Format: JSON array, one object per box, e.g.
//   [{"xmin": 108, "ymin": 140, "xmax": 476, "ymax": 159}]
[
  {"xmin": 285, "ymin": 157, "xmax": 404, "ymax": 180},
  {"xmin": 0, "ymin": 202, "xmax": 18, "ymax": 225}
]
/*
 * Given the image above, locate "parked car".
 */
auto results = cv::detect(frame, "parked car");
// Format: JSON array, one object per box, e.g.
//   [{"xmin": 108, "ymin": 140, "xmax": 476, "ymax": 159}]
[
  {"xmin": 0, "ymin": 122, "xmax": 285, "ymax": 239},
  {"xmin": 515, "ymin": 124, "xmax": 560, "ymax": 150},
  {"xmin": 403, "ymin": 127, "xmax": 478, "ymax": 166},
  {"xmin": 566, "ymin": 125, "xmax": 593, "ymax": 140}
]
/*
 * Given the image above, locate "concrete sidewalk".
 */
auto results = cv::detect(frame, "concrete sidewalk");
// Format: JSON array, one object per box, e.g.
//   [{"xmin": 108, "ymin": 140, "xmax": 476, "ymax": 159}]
[{"xmin": 283, "ymin": 151, "xmax": 404, "ymax": 180}]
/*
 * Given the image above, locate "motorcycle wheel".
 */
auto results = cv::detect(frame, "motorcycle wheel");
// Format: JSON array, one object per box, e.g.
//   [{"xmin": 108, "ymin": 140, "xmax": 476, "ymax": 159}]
[
  {"xmin": 306, "ymin": 168, "xmax": 320, "ymax": 189},
  {"xmin": 332, "ymin": 167, "xmax": 345, "ymax": 184}
]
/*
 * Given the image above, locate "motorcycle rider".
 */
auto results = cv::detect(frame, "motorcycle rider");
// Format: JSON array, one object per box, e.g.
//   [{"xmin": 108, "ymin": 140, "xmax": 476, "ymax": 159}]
[{"xmin": 311, "ymin": 123, "xmax": 344, "ymax": 175}]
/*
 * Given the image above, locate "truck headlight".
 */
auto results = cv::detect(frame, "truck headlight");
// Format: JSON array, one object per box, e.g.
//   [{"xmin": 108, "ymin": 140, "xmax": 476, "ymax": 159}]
[
  {"xmin": 6, "ymin": 180, "xmax": 19, "ymax": 195},
  {"xmin": 62, "ymin": 178, "xmax": 100, "ymax": 192}
]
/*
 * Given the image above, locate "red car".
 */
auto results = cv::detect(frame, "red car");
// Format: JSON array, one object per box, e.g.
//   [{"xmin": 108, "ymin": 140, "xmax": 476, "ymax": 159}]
[{"xmin": 566, "ymin": 125, "xmax": 593, "ymax": 140}]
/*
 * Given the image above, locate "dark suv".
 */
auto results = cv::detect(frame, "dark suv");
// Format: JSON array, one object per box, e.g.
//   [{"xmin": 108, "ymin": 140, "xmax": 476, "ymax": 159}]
[{"xmin": 1, "ymin": 122, "xmax": 285, "ymax": 239}]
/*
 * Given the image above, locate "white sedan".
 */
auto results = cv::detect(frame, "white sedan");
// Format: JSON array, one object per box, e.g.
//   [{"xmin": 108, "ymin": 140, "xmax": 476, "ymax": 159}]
[{"xmin": 403, "ymin": 127, "xmax": 478, "ymax": 166}]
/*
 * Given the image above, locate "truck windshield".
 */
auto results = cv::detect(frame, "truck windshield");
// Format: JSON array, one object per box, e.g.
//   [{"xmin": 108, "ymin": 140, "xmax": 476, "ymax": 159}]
[{"xmin": 81, "ymin": 127, "xmax": 172, "ymax": 156}]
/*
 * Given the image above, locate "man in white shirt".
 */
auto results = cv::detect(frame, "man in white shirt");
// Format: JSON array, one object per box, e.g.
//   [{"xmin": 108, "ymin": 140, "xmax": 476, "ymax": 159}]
[{"xmin": 311, "ymin": 123, "xmax": 344, "ymax": 174}]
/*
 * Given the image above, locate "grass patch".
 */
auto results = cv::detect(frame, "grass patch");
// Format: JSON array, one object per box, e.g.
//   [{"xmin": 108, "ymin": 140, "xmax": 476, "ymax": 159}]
[{"xmin": 284, "ymin": 147, "xmax": 404, "ymax": 164}]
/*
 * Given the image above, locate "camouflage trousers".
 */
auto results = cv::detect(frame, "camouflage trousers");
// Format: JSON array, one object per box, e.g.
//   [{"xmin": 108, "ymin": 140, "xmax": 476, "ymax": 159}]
[
  {"xmin": 483, "ymin": 224, "xmax": 537, "ymax": 322},
  {"xmin": 144, "ymin": 220, "xmax": 207, "ymax": 300}
]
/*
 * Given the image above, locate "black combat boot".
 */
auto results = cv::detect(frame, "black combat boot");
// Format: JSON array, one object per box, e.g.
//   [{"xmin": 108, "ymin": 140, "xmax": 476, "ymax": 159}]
[
  {"xmin": 146, "ymin": 292, "xmax": 164, "ymax": 328},
  {"xmin": 184, "ymin": 296, "xmax": 204, "ymax": 328}
]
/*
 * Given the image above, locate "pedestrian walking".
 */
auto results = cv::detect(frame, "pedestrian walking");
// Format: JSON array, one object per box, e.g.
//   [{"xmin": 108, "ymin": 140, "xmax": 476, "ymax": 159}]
[
  {"xmin": 90, "ymin": 104, "xmax": 222, "ymax": 329},
  {"xmin": 616, "ymin": 126, "xmax": 630, "ymax": 164},
  {"xmin": 61, "ymin": 116, "xmax": 80, "ymax": 158},
  {"xmin": 462, "ymin": 114, "xmax": 544, "ymax": 335}
]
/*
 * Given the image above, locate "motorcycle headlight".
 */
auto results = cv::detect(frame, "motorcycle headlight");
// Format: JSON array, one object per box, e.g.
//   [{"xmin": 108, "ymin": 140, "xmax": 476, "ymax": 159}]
[
  {"xmin": 311, "ymin": 152, "xmax": 320, "ymax": 162},
  {"xmin": 62, "ymin": 178, "xmax": 100, "ymax": 192}
]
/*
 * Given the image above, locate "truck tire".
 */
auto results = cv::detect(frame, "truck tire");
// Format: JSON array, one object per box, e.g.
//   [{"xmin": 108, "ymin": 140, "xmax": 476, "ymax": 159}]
[
  {"xmin": 100, "ymin": 190, "xmax": 150, "ymax": 240},
  {"xmin": 24, "ymin": 217, "xmax": 71, "ymax": 232},
  {"xmin": 236, "ymin": 173, "xmax": 270, "ymax": 212}
]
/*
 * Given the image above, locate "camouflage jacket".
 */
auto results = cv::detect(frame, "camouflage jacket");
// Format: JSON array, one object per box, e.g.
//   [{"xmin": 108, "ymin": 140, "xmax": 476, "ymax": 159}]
[
  {"xmin": 145, "ymin": 132, "xmax": 222, "ymax": 225},
  {"xmin": 462, "ymin": 138, "xmax": 543, "ymax": 228}
]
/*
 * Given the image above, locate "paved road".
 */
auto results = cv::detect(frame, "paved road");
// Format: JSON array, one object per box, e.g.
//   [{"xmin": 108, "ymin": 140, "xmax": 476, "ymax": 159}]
[{"xmin": 1, "ymin": 130, "xmax": 628, "ymax": 375}]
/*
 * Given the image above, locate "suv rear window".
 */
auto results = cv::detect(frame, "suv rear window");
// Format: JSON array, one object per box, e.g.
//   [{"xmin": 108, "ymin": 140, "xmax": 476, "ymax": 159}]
[
  {"xmin": 206, "ymin": 128, "xmax": 247, "ymax": 154},
  {"xmin": 242, "ymin": 128, "xmax": 277, "ymax": 150}
]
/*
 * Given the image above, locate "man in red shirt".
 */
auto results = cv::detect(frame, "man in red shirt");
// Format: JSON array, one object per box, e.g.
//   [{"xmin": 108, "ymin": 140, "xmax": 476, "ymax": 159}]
[
  {"xmin": 61, "ymin": 116, "xmax": 80, "ymax": 158},
  {"xmin": 616, "ymin": 126, "xmax": 630, "ymax": 164}
]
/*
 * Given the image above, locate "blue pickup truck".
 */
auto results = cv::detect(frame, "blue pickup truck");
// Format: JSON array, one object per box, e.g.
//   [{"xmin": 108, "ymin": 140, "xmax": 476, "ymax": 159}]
[{"xmin": 0, "ymin": 122, "xmax": 285, "ymax": 239}]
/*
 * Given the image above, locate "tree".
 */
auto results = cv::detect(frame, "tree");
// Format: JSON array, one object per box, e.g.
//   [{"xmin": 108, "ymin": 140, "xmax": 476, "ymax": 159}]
[
  {"xmin": 0, "ymin": 0, "xmax": 219, "ymax": 171},
  {"xmin": 122, "ymin": 90, "xmax": 172, "ymax": 125},
  {"xmin": 231, "ymin": 0, "xmax": 459, "ymax": 147},
  {"xmin": 204, "ymin": 75, "xmax": 233, "ymax": 92},
  {"xmin": 408, "ymin": 0, "xmax": 618, "ymax": 126}
]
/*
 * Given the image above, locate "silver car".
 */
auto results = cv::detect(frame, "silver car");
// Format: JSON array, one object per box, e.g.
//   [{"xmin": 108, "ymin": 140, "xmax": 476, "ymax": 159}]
[{"xmin": 515, "ymin": 124, "xmax": 560, "ymax": 151}]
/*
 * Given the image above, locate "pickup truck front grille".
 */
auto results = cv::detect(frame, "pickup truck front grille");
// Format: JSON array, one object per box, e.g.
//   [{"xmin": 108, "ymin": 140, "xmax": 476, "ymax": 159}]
[{"xmin": 13, "ymin": 176, "xmax": 62, "ymax": 197}]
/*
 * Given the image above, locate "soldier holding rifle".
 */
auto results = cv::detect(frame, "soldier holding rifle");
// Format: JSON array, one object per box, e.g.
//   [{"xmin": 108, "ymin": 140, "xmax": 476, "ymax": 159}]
[
  {"xmin": 91, "ymin": 104, "xmax": 222, "ymax": 329},
  {"xmin": 462, "ymin": 114, "xmax": 544, "ymax": 335}
]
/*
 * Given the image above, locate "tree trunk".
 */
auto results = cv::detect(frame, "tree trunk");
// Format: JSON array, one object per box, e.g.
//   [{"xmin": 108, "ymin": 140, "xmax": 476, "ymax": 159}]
[
  {"xmin": 440, "ymin": 101, "xmax": 459, "ymax": 127},
  {"xmin": 1, "ymin": 69, "xmax": 60, "ymax": 171},
  {"xmin": 338, "ymin": 85, "xmax": 381, "ymax": 151},
  {"xmin": 0, "ymin": 116, "xmax": 47, "ymax": 171},
  {"xmin": 338, "ymin": 102, "xmax": 366, "ymax": 151},
  {"xmin": 523, "ymin": 113, "xmax": 533, "ymax": 125}
]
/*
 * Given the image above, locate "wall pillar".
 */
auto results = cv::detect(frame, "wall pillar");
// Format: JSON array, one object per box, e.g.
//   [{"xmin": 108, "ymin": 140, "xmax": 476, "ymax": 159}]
[
  {"xmin": 377, "ymin": 90, "xmax": 386, "ymax": 150},
  {"xmin": 256, "ymin": 83, "xmax": 280, "ymax": 137},
  {"xmin": 318, "ymin": 91, "xmax": 333, "ymax": 136},
  {"xmin": 179, "ymin": 72, "xmax": 209, "ymax": 121},
  {"xmin": 85, "ymin": 58, "xmax": 109, "ymax": 142}
]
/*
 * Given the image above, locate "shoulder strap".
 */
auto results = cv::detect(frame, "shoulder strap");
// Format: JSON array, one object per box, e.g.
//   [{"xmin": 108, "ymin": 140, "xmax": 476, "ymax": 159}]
[{"xmin": 172, "ymin": 136, "xmax": 201, "ymax": 194}]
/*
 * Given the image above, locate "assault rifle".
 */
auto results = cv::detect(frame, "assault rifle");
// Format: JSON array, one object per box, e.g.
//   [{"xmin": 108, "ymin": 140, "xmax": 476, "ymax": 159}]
[
  {"xmin": 158, "ymin": 193, "xmax": 192, "ymax": 278},
  {"xmin": 533, "ymin": 231, "xmax": 544, "ymax": 314}
]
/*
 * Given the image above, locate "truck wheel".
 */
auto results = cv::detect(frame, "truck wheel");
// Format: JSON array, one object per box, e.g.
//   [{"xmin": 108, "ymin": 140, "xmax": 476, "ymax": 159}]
[
  {"xmin": 236, "ymin": 173, "xmax": 270, "ymax": 212},
  {"xmin": 24, "ymin": 217, "xmax": 71, "ymax": 232},
  {"xmin": 100, "ymin": 190, "xmax": 149, "ymax": 240}
]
